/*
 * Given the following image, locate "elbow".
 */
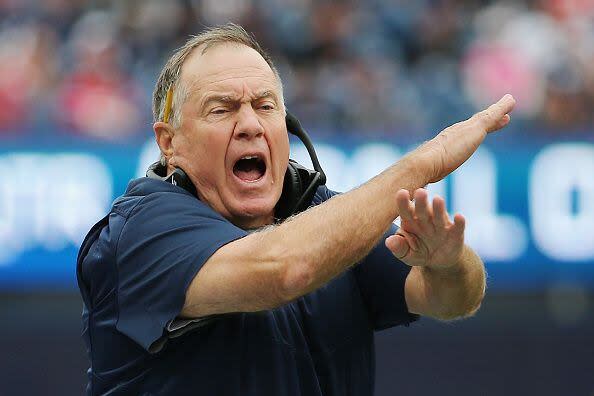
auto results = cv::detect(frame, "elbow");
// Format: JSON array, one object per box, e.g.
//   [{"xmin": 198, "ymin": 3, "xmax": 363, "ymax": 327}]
[{"xmin": 277, "ymin": 258, "xmax": 315, "ymax": 304}]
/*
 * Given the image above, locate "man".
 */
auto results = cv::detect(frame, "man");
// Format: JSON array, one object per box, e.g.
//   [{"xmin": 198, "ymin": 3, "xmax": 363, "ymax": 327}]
[{"xmin": 77, "ymin": 23, "xmax": 515, "ymax": 395}]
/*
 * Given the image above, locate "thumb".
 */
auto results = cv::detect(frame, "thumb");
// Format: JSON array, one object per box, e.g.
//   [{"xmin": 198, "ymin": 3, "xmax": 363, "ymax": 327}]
[
  {"xmin": 385, "ymin": 234, "xmax": 410, "ymax": 260},
  {"xmin": 476, "ymin": 94, "xmax": 516, "ymax": 133}
]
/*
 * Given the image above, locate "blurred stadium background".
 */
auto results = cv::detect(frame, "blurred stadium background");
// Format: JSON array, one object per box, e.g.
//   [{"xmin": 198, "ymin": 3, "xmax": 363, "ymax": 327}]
[{"xmin": 0, "ymin": 0, "xmax": 593, "ymax": 395}]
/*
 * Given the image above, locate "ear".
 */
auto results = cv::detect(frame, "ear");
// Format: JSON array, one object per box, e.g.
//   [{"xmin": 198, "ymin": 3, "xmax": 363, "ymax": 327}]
[{"xmin": 154, "ymin": 121, "xmax": 175, "ymax": 160}]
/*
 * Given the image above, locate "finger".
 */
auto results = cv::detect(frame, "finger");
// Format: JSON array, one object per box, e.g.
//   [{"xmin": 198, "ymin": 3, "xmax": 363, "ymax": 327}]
[
  {"xmin": 473, "ymin": 94, "xmax": 516, "ymax": 133},
  {"xmin": 396, "ymin": 189, "xmax": 415, "ymax": 222},
  {"xmin": 385, "ymin": 234, "xmax": 410, "ymax": 260},
  {"xmin": 451, "ymin": 213, "xmax": 466, "ymax": 237},
  {"xmin": 398, "ymin": 229, "xmax": 420, "ymax": 252},
  {"xmin": 494, "ymin": 114, "xmax": 511, "ymax": 131},
  {"xmin": 432, "ymin": 195, "xmax": 450, "ymax": 229},
  {"xmin": 414, "ymin": 188, "xmax": 433, "ymax": 231},
  {"xmin": 415, "ymin": 188, "xmax": 431, "ymax": 219}
]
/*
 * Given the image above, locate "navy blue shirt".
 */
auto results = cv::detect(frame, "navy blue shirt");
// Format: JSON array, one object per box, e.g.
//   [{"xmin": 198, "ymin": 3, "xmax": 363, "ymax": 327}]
[{"xmin": 77, "ymin": 177, "xmax": 417, "ymax": 395}]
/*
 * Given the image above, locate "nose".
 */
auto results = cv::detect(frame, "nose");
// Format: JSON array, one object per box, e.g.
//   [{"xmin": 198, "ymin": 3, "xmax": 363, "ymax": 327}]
[{"xmin": 233, "ymin": 105, "xmax": 264, "ymax": 140}]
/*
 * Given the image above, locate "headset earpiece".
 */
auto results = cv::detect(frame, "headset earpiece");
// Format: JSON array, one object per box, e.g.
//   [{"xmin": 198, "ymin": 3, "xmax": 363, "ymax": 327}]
[
  {"xmin": 274, "ymin": 159, "xmax": 324, "ymax": 219},
  {"xmin": 275, "ymin": 160, "xmax": 304, "ymax": 219}
]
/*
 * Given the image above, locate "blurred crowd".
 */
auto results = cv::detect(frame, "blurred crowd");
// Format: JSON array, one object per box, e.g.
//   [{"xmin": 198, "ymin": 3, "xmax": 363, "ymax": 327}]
[{"xmin": 0, "ymin": 0, "xmax": 593, "ymax": 141}]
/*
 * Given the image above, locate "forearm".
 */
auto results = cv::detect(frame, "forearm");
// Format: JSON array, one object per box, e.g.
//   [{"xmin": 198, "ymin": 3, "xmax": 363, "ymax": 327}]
[
  {"xmin": 409, "ymin": 245, "xmax": 486, "ymax": 320},
  {"xmin": 257, "ymin": 155, "xmax": 428, "ymax": 301}
]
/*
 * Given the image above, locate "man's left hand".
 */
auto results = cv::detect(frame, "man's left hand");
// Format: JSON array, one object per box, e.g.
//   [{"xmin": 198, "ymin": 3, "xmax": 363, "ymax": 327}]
[{"xmin": 386, "ymin": 188, "xmax": 465, "ymax": 270}]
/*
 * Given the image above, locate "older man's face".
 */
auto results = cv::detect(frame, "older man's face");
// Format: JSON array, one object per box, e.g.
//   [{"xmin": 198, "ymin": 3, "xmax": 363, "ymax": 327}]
[{"xmin": 169, "ymin": 44, "xmax": 289, "ymax": 229}]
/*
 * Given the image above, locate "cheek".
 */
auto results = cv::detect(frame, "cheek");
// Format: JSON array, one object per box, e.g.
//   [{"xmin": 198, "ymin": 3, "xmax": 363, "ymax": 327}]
[
  {"xmin": 173, "ymin": 133, "xmax": 226, "ymax": 179},
  {"xmin": 271, "ymin": 133, "xmax": 290, "ymax": 169}
]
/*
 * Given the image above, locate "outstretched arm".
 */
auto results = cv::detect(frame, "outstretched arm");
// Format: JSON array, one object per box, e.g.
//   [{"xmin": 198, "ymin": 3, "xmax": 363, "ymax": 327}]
[
  {"xmin": 386, "ymin": 188, "xmax": 485, "ymax": 320},
  {"xmin": 182, "ymin": 95, "xmax": 514, "ymax": 318}
]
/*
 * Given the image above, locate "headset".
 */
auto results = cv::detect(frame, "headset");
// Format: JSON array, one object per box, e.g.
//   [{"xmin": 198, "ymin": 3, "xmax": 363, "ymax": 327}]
[{"xmin": 147, "ymin": 111, "xmax": 326, "ymax": 220}]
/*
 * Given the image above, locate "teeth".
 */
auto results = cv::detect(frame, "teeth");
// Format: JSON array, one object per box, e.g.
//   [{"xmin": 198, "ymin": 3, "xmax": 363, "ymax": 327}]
[{"xmin": 241, "ymin": 155, "xmax": 259, "ymax": 160}]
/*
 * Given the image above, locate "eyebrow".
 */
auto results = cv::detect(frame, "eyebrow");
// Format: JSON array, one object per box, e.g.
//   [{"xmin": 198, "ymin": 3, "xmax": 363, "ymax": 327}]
[{"xmin": 201, "ymin": 90, "xmax": 279, "ymax": 109}]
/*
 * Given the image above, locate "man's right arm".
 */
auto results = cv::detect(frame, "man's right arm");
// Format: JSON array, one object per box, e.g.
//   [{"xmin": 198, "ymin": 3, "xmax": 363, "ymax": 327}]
[{"xmin": 181, "ymin": 94, "xmax": 516, "ymax": 318}]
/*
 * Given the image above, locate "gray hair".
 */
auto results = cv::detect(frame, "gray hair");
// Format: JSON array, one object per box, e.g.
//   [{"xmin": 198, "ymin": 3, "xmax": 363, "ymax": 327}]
[{"xmin": 153, "ymin": 23, "xmax": 283, "ymax": 130}]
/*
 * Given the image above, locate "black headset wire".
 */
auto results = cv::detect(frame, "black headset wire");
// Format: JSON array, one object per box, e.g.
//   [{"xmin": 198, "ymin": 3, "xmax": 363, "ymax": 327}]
[{"xmin": 285, "ymin": 111, "xmax": 326, "ymax": 185}]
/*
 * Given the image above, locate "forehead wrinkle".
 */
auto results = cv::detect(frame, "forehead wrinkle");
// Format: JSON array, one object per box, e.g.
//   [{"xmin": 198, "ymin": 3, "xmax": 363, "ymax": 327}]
[
  {"xmin": 181, "ymin": 52, "xmax": 280, "ymax": 93},
  {"xmin": 185, "ymin": 74, "xmax": 278, "ymax": 106},
  {"xmin": 190, "ymin": 73, "xmax": 281, "ymax": 109},
  {"xmin": 189, "ymin": 66, "xmax": 270, "ymax": 86},
  {"xmin": 200, "ymin": 89, "xmax": 279, "ymax": 112},
  {"xmin": 253, "ymin": 90, "xmax": 280, "ymax": 104}
]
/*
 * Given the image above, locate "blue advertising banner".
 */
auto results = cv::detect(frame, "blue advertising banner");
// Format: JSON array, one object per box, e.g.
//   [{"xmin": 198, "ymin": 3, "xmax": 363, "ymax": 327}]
[{"xmin": 1, "ymin": 133, "xmax": 593, "ymax": 292}]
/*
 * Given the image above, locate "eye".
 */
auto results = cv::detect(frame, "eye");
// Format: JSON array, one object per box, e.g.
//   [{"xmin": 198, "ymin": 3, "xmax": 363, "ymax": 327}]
[
  {"xmin": 259, "ymin": 103, "xmax": 275, "ymax": 111},
  {"xmin": 210, "ymin": 108, "xmax": 229, "ymax": 115}
]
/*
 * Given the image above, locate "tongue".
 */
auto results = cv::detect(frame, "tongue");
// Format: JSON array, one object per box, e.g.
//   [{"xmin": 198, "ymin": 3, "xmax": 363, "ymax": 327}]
[
  {"xmin": 234, "ymin": 160, "xmax": 263, "ymax": 181},
  {"xmin": 235, "ymin": 168, "xmax": 262, "ymax": 181}
]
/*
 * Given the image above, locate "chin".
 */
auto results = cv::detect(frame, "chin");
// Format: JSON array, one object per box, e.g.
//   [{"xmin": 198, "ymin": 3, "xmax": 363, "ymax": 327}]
[{"xmin": 228, "ymin": 198, "xmax": 277, "ymax": 229}]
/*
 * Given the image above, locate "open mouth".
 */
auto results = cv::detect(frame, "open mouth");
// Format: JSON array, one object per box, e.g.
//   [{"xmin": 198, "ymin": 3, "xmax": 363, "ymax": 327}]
[{"xmin": 233, "ymin": 155, "xmax": 266, "ymax": 182}]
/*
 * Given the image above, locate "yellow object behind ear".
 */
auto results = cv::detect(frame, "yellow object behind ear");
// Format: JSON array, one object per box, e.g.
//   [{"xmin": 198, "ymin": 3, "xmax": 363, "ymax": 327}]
[{"xmin": 163, "ymin": 88, "xmax": 174, "ymax": 123}]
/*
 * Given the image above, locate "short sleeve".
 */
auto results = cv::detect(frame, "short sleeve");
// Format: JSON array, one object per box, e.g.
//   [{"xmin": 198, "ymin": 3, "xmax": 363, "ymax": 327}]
[
  {"xmin": 312, "ymin": 185, "xmax": 418, "ymax": 329},
  {"xmin": 114, "ymin": 193, "xmax": 247, "ymax": 353},
  {"xmin": 353, "ymin": 223, "xmax": 419, "ymax": 330}
]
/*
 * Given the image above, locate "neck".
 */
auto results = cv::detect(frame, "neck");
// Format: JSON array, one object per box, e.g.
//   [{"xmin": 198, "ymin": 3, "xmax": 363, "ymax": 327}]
[{"xmin": 233, "ymin": 213, "xmax": 276, "ymax": 230}]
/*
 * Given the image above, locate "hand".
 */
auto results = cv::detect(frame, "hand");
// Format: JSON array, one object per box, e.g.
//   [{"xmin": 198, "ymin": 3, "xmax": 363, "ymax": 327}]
[
  {"xmin": 386, "ymin": 188, "xmax": 465, "ymax": 270},
  {"xmin": 415, "ymin": 94, "xmax": 515, "ymax": 183}
]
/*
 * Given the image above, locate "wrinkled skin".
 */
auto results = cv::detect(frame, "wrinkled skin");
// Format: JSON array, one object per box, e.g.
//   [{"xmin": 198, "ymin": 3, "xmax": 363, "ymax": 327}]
[{"xmin": 154, "ymin": 44, "xmax": 289, "ymax": 229}]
